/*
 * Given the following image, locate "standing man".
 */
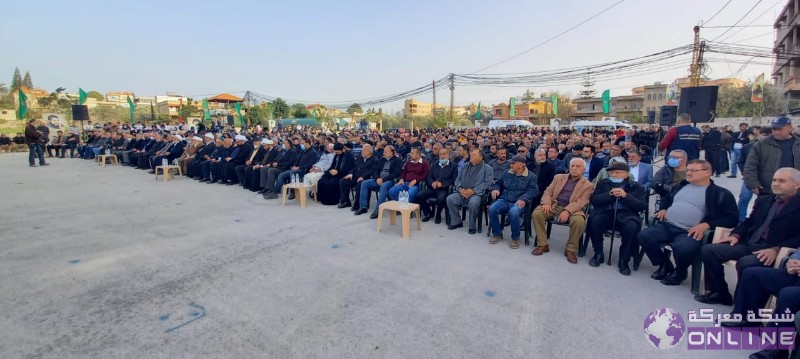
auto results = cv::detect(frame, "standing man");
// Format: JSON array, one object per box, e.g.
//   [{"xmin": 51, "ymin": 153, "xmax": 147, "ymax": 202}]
[
  {"xmin": 658, "ymin": 113, "xmax": 702, "ymax": 160},
  {"xmin": 701, "ymin": 125, "xmax": 723, "ymax": 177},
  {"xmin": 24, "ymin": 119, "xmax": 47, "ymax": 167},
  {"xmin": 729, "ymin": 122, "xmax": 750, "ymax": 178},
  {"xmin": 744, "ymin": 116, "xmax": 800, "ymax": 197}
]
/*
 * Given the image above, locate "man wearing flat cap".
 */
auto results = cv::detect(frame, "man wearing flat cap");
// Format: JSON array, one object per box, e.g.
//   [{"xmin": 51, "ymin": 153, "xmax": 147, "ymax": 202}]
[
  {"xmin": 744, "ymin": 116, "xmax": 800, "ymax": 197},
  {"xmin": 487, "ymin": 154, "xmax": 540, "ymax": 249},
  {"xmin": 586, "ymin": 161, "xmax": 647, "ymax": 275}
]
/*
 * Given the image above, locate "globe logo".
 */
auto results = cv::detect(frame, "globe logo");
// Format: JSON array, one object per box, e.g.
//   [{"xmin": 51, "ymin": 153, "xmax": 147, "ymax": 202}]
[{"xmin": 643, "ymin": 308, "xmax": 685, "ymax": 349}]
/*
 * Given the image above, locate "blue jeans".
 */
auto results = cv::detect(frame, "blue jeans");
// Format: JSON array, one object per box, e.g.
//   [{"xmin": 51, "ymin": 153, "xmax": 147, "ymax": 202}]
[
  {"xmin": 737, "ymin": 182, "xmax": 754, "ymax": 223},
  {"xmin": 488, "ymin": 199, "xmax": 523, "ymax": 239},
  {"xmin": 387, "ymin": 183, "xmax": 420, "ymax": 202},
  {"xmin": 730, "ymin": 148, "xmax": 741, "ymax": 176},
  {"xmin": 360, "ymin": 179, "xmax": 393, "ymax": 212},
  {"xmin": 273, "ymin": 169, "xmax": 304, "ymax": 193},
  {"xmin": 28, "ymin": 144, "xmax": 45, "ymax": 165}
]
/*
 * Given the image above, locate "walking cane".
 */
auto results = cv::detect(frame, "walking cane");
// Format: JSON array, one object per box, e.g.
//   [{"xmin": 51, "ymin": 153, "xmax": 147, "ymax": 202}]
[{"xmin": 607, "ymin": 196, "xmax": 620, "ymax": 266}]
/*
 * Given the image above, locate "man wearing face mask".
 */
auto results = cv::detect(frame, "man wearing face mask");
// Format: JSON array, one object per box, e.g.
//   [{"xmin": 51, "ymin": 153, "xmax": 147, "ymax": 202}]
[
  {"xmin": 652, "ymin": 149, "xmax": 688, "ymax": 201},
  {"xmin": 417, "ymin": 148, "xmax": 458, "ymax": 223},
  {"xmin": 586, "ymin": 161, "xmax": 648, "ymax": 275}
]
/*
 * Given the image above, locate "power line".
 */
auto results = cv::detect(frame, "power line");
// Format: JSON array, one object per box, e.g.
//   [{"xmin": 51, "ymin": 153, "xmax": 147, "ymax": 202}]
[
  {"xmin": 703, "ymin": 0, "xmax": 733, "ymax": 25},
  {"xmin": 710, "ymin": 0, "xmax": 763, "ymax": 42},
  {"xmin": 718, "ymin": 0, "xmax": 783, "ymax": 43},
  {"xmin": 471, "ymin": 0, "xmax": 625, "ymax": 74}
]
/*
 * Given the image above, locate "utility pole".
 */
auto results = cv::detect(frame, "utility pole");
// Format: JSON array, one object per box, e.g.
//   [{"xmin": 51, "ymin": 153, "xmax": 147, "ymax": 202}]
[
  {"xmin": 689, "ymin": 26, "xmax": 705, "ymax": 87},
  {"xmin": 449, "ymin": 74, "xmax": 455, "ymax": 123},
  {"xmin": 432, "ymin": 80, "xmax": 436, "ymax": 118}
]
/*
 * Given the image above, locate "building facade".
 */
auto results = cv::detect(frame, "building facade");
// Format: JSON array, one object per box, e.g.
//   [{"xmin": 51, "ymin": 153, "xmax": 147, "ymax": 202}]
[{"xmin": 773, "ymin": 0, "xmax": 800, "ymax": 101}]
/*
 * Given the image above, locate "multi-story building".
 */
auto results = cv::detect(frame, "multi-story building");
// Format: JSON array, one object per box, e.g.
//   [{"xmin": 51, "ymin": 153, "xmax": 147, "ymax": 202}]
[
  {"xmin": 640, "ymin": 82, "xmax": 669, "ymax": 116},
  {"xmin": 491, "ymin": 101, "xmax": 552, "ymax": 120},
  {"xmin": 571, "ymin": 95, "xmax": 644, "ymax": 121},
  {"xmin": 773, "ymin": 0, "xmax": 800, "ymax": 102},
  {"xmin": 105, "ymin": 92, "xmax": 135, "ymax": 105},
  {"xmin": 404, "ymin": 98, "xmax": 444, "ymax": 117}
]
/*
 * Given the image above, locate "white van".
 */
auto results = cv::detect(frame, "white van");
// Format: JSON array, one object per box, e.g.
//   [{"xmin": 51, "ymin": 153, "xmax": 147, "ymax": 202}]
[{"xmin": 487, "ymin": 119, "xmax": 535, "ymax": 129}]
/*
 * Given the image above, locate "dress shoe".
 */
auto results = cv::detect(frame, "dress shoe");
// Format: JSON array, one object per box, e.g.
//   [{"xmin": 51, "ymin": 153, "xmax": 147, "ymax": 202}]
[
  {"xmin": 748, "ymin": 349, "xmax": 790, "ymax": 359},
  {"xmin": 660, "ymin": 273, "xmax": 686, "ymax": 286},
  {"xmin": 531, "ymin": 245, "xmax": 550, "ymax": 255},
  {"xmin": 448, "ymin": 223, "xmax": 463, "ymax": 230},
  {"xmin": 337, "ymin": 202, "xmax": 351, "ymax": 209},
  {"xmin": 354, "ymin": 208, "xmax": 368, "ymax": 216},
  {"xmin": 369, "ymin": 212, "xmax": 378, "ymax": 219},
  {"xmin": 468, "ymin": 228, "xmax": 476, "ymax": 235},
  {"xmin": 588, "ymin": 252, "xmax": 604, "ymax": 267},
  {"xmin": 727, "ymin": 175, "xmax": 737, "ymax": 178},
  {"xmin": 618, "ymin": 264, "xmax": 632, "ymax": 276},
  {"xmin": 40, "ymin": 163, "xmax": 49, "ymax": 166},
  {"xmin": 565, "ymin": 250, "xmax": 578, "ymax": 264},
  {"xmin": 650, "ymin": 261, "xmax": 675, "ymax": 280},
  {"xmin": 694, "ymin": 291, "xmax": 733, "ymax": 306},
  {"xmin": 257, "ymin": 189, "xmax": 269, "ymax": 194},
  {"xmin": 147, "ymin": 170, "xmax": 156, "ymax": 174},
  {"xmin": 434, "ymin": 216, "xmax": 442, "ymax": 224},
  {"xmin": 263, "ymin": 192, "xmax": 278, "ymax": 200},
  {"xmin": 421, "ymin": 213, "xmax": 432, "ymax": 222},
  {"xmin": 510, "ymin": 240, "xmax": 520, "ymax": 249},
  {"xmin": 350, "ymin": 205, "xmax": 359, "ymax": 212},
  {"xmin": 207, "ymin": 180, "xmax": 218, "ymax": 184},
  {"xmin": 489, "ymin": 236, "xmax": 503, "ymax": 244},
  {"xmin": 225, "ymin": 182, "xmax": 236, "ymax": 186},
  {"xmin": 287, "ymin": 192, "xmax": 295, "ymax": 200},
  {"xmin": 29, "ymin": 164, "xmax": 36, "ymax": 167}
]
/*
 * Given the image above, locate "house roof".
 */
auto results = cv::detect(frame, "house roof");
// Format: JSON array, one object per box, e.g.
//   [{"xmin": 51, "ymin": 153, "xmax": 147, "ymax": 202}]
[{"xmin": 208, "ymin": 93, "xmax": 242, "ymax": 103}]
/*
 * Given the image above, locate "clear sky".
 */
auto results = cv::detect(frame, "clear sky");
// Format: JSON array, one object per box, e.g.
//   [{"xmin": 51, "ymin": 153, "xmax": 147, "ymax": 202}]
[{"xmin": 0, "ymin": 0, "xmax": 782, "ymax": 112}]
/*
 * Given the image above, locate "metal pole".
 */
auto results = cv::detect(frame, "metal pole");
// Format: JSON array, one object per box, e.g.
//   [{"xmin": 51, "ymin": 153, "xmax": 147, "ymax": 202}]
[{"xmin": 449, "ymin": 74, "xmax": 455, "ymax": 123}]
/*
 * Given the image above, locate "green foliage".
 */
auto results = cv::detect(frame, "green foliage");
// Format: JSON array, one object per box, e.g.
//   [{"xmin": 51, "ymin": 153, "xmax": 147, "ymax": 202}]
[
  {"xmin": 11, "ymin": 67, "xmax": 21, "ymax": 91},
  {"xmin": 271, "ymin": 98, "xmax": 289, "ymax": 118},
  {"xmin": 87, "ymin": 91, "xmax": 104, "ymax": 101},
  {"xmin": 179, "ymin": 97, "xmax": 199, "ymax": 119},
  {"xmin": 347, "ymin": 103, "xmax": 363, "ymax": 115},
  {"xmin": 22, "ymin": 71, "xmax": 32, "ymax": 89},
  {"xmin": 89, "ymin": 105, "xmax": 128, "ymax": 123},
  {"xmin": 715, "ymin": 83, "xmax": 785, "ymax": 117},
  {"xmin": 290, "ymin": 103, "xmax": 308, "ymax": 118},
  {"xmin": 0, "ymin": 82, "xmax": 8, "ymax": 96}
]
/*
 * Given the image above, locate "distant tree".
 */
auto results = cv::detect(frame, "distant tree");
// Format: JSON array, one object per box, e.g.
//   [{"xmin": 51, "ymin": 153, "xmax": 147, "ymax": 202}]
[
  {"xmin": 271, "ymin": 98, "xmax": 289, "ymax": 118},
  {"xmin": 579, "ymin": 71, "xmax": 596, "ymax": 99},
  {"xmin": 347, "ymin": 103, "xmax": 363, "ymax": 116},
  {"xmin": 716, "ymin": 83, "xmax": 785, "ymax": 117},
  {"xmin": 11, "ymin": 67, "xmax": 22, "ymax": 91},
  {"xmin": 22, "ymin": 71, "xmax": 33, "ymax": 88},
  {"xmin": 0, "ymin": 82, "xmax": 8, "ymax": 96},
  {"xmin": 521, "ymin": 89, "xmax": 535, "ymax": 104},
  {"xmin": 290, "ymin": 103, "xmax": 309, "ymax": 118},
  {"xmin": 179, "ymin": 97, "xmax": 199, "ymax": 119},
  {"xmin": 37, "ymin": 93, "xmax": 57, "ymax": 108},
  {"xmin": 87, "ymin": 91, "xmax": 104, "ymax": 101}
]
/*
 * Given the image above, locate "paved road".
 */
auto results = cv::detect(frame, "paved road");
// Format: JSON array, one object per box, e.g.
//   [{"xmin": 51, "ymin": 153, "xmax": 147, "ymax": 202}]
[{"xmin": 0, "ymin": 153, "xmax": 751, "ymax": 358}]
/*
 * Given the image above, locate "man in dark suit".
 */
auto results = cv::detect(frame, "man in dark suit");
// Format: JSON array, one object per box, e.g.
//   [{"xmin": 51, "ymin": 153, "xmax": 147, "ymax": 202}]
[
  {"xmin": 270, "ymin": 137, "xmax": 319, "ymax": 198},
  {"xmin": 339, "ymin": 144, "xmax": 378, "ymax": 210},
  {"xmin": 187, "ymin": 133, "xmax": 217, "ymax": 178},
  {"xmin": 245, "ymin": 139, "xmax": 279, "ymax": 191},
  {"xmin": 582, "ymin": 145, "xmax": 604, "ymax": 182},
  {"xmin": 355, "ymin": 145, "xmax": 402, "ymax": 218},
  {"xmin": 417, "ymin": 147, "xmax": 458, "ymax": 223},
  {"xmin": 586, "ymin": 162, "xmax": 648, "ymax": 275},
  {"xmin": 148, "ymin": 134, "xmax": 186, "ymax": 173},
  {"xmin": 261, "ymin": 139, "xmax": 299, "ymax": 199},
  {"xmin": 234, "ymin": 137, "xmax": 266, "ymax": 186},
  {"xmin": 201, "ymin": 138, "xmax": 232, "ymax": 183},
  {"xmin": 219, "ymin": 135, "xmax": 253, "ymax": 185},
  {"xmin": 626, "ymin": 149, "xmax": 653, "ymax": 192},
  {"xmin": 528, "ymin": 148, "xmax": 556, "ymax": 206},
  {"xmin": 134, "ymin": 133, "xmax": 167, "ymax": 169},
  {"xmin": 696, "ymin": 167, "xmax": 800, "ymax": 306}
]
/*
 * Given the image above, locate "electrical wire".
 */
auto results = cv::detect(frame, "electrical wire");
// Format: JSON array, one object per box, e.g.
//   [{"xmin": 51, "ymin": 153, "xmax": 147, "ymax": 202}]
[
  {"xmin": 703, "ymin": 0, "xmax": 733, "ymax": 25},
  {"xmin": 710, "ymin": 0, "xmax": 763, "ymax": 42}
]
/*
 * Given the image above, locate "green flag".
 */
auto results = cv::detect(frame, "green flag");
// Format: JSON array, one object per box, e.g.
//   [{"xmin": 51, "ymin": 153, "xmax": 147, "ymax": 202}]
[
  {"xmin": 475, "ymin": 101, "xmax": 482, "ymax": 119},
  {"xmin": 235, "ymin": 102, "xmax": 244, "ymax": 126},
  {"xmin": 311, "ymin": 107, "xmax": 318, "ymax": 119},
  {"xmin": 551, "ymin": 93, "xmax": 558, "ymax": 116},
  {"xmin": 127, "ymin": 96, "xmax": 135, "ymax": 124},
  {"xmin": 17, "ymin": 89, "xmax": 27, "ymax": 119},
  {"xmin": 601, "ymin": 90, "xmax": 610, "ymax": 114},
  {"xmin": 202, "ymin": 99, "xmax": 211, "ymax": 121},
  {"xmin": 509, "ymin": 98, "xmax": 516, "ymax": 117},
  {"xmin": 79, "ymin": 88, "xmax": 87, "ymax": 105}
]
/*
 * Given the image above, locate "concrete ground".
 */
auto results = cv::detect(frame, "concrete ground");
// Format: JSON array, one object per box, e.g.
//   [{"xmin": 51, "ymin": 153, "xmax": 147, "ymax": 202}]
[{"xmin": 0, "ymin": 152, "xmax": 751, "ymax": 358}]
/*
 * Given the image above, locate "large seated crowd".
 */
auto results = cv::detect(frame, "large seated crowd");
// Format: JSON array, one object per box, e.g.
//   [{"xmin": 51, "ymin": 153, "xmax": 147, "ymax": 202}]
[{"xmin": 15, "ymin": 113, "xmax": 800, "ymax": 358}]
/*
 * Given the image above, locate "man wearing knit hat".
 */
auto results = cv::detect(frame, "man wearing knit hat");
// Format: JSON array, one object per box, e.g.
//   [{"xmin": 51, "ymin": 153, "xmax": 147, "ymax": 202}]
[{"xmin": 586, "ymin": 161, "xmax": 647, "ymax": 275}]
